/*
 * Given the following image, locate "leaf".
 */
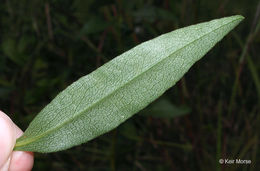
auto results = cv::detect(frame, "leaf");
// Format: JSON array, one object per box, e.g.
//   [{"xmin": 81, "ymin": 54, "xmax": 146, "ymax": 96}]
[
  {"xmin": 1, "ymin": 39, "xmax": 23, "ymax": 65},
  {"xmin": 14, "ymin": 15, "xmax": 244, "ymax": 153},
  {"xmin": 79, "ymin": 17, "xmax": 108, "ymax": 36},
  {"xmin": 119, "ymin": 121, "xmax": 139, "ymax": 140},
  {"xmin": 140, "ymin": 97, "xmax": 191, "ymax": 118},
  {"xmin": 133, "ymin": 6, "xmax": 177, "ymax": 22}
]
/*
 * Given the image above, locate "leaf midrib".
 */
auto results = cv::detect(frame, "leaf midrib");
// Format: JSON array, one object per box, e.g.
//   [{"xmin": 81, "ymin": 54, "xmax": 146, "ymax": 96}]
[{"xmin": 15, "ymin": 17, "xmax": 241, "ymax": 148}]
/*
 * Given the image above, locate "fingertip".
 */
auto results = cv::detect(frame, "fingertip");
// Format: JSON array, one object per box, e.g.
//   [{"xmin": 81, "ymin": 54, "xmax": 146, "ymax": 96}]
[
  {"xmin": 9, "ymin": 151, "xmax": 34, "ymax": 171},
  {"xmin": 0, "ymin": 111, "xmax": 16, "ymax": 168},
  {"xmin": 10, "ymin": 118, "xmax": 34, "ymax": 170}
]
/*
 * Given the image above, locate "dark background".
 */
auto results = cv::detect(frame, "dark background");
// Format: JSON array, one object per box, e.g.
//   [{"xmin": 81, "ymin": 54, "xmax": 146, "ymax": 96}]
[{"xmin": 0, "ymin": 0, "xmax": 259, "ymax": 170}]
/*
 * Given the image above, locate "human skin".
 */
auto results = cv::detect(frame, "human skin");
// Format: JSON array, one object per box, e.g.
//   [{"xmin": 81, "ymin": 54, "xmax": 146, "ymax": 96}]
[{"xmin": 0, "ymin": 111, "xmax": 34, "ymax": 171}]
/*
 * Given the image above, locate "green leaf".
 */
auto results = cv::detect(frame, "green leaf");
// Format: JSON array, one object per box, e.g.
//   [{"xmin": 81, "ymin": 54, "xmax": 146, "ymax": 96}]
[
  {"xmin": 140, "ymin": 97, "xmax": 191, "ymax": 118},
  {"xmin": 14, "ymin": 15, "xmax": 244, "ymax": 153},
  {"xmin": 79, "ymin": 17, "xmax": 108, "ymax": 36}
]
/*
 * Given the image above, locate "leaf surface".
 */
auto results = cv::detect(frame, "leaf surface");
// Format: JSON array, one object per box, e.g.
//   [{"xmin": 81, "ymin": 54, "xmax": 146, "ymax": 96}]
[{"xmin": 15, "ymin": 15, "xmax": 244, "ymax": 153}]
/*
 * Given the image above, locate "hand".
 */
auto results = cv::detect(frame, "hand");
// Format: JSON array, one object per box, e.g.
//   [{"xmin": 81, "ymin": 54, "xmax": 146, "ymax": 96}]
[{"xmin": 0, "ymin": 111, "xmax": 34, "ymax": 171}]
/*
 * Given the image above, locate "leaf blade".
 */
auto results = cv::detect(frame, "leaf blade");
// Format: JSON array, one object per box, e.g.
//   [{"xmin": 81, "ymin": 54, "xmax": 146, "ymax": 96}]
[{"xmin": 15, "ymin": 15, "xmax": 244, "ymax": 153}]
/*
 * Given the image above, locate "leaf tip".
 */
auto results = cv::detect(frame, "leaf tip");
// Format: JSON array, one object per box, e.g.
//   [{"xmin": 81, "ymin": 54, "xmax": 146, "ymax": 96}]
[
  {"xmin": 236, "ymin": 15, "xmax": 245, "ymax": 21},
  {"xmin": 230, "ymin": 15, "xmax": 245, "ymax": 23},
  {"xmin": 225, "ymin": 15, "xmax": 244, "ymax": 29}
]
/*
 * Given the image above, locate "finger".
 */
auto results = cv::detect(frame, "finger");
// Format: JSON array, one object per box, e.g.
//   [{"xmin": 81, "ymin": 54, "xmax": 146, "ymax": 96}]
[
  {"xmin": 0, "ymin": 111, "xmax": 16, "ymax": 169},
  {"xmin": 9, "ymin": 120, "xmax": 34, "ymax": 171},
  {"xmin": 9, "ymin": 151, "xmax": 34, "ymax": 171}
]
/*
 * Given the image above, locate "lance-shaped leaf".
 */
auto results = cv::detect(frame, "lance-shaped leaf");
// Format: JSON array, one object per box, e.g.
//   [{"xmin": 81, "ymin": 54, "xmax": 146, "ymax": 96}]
[{"xmin": 14, "ymin": 15, "xmax": 244, "ymax": 153}]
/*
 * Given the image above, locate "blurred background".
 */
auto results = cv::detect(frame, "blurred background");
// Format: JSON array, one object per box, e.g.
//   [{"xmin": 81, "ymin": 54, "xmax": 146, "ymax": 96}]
[{"xmin": 0, "ymin": 0, "xmax": 259, "ymax": 170}]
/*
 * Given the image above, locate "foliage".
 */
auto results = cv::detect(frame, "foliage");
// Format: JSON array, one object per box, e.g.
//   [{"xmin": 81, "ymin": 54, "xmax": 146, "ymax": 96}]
[{"xmin": 14, "ymin": 16, "xmax": 243, "ymax": 153}]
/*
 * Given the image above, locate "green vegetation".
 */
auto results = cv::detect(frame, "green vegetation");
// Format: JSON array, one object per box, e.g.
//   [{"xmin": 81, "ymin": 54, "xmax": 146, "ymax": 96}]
[
  {"xmin": 14, "ymin": 15, "xmax": 243, "ymax": 153},
  {"xmin": 0, "ymin": 0, "xmax": 259, "ymax": 170}
]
